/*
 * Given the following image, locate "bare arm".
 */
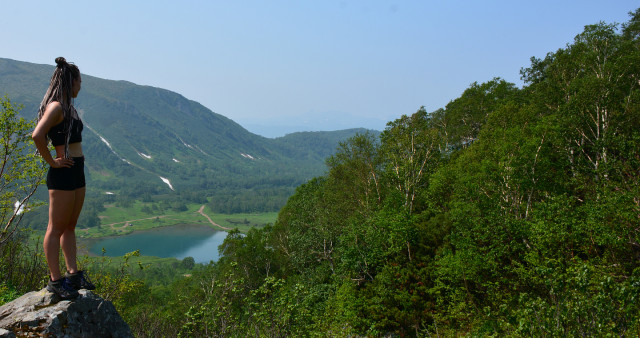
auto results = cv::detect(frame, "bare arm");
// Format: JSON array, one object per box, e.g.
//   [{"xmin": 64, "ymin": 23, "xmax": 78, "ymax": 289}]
[{"xmin": 31, "ymin": 102, "xmax": 74, "ymax": 168}]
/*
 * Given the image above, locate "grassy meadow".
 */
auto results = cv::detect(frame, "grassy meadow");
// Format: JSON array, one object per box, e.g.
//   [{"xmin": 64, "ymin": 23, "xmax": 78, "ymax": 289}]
[{"xmin": 79, "ymin": 201, "xmax": 277, "ymax": 239}]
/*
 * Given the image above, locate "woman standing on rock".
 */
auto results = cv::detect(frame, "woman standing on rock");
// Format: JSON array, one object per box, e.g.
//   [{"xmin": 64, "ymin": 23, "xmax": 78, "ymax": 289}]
[{"xmin": 32, "ymin": 57, "xmax": 95, "ymax": 299}]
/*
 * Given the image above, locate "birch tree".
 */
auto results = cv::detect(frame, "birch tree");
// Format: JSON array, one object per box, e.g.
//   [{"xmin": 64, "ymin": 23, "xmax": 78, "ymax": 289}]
[{"xmin": 0, "ymin": 96, "xmax": 45, "ymax": 246}]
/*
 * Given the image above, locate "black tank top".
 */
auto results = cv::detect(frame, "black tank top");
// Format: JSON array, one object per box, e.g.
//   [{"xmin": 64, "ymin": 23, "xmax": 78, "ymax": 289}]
[{"xmin": 47, "ymin": 117, "xmax": 83, "ymax": 146}]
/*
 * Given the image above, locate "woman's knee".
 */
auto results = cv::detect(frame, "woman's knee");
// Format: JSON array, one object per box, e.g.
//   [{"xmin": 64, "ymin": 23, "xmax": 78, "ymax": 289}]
[
  {"xmin": 67, "ymin": 221, "xmax": 78, "ymax": 231},
  {"xmin": 45, "ymin": 226, "xmax": 65, "ymax": 240},
  {"xmin": 63, "ymin": 225, "xmax": 77, "ymax": 235}
]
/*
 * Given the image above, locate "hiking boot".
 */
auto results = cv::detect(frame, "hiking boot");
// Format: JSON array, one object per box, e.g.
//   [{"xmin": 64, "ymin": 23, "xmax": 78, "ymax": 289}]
[
  {"xmin": 65, "ymin": 270, "xmax": 96, "ymax": 290},
  {"xmin": 46, "ymin": 277, "xmax": 79, "ymax": 300}
]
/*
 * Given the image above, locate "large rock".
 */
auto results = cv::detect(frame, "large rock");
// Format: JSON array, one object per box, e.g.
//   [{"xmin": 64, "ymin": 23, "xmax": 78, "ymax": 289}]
[{"xmin": 0, "ymin": 288, "xmax": 132, "ymax": 337}]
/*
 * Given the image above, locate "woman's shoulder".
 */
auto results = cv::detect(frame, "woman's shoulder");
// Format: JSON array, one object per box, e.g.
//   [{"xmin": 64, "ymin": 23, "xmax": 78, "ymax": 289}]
[
  {"xmin": 46, "ymin": 101, "xmax": 63, "ymax": 111},
  {"xmin": 42, "ymin": 101, "xmax": 64, "ymax": 123}
]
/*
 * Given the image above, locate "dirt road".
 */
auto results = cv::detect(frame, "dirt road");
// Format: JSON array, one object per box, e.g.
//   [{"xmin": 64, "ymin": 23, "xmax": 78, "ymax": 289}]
[{"xmin": 197, "ymin": 205, "xmax": 233, "ymax": 231}]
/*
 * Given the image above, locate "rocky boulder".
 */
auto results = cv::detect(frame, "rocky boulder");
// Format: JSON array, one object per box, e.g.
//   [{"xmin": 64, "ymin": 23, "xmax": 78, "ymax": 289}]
[{"xmin": 0, "ymin": 288, "xmax": 132, "ymax": 337}]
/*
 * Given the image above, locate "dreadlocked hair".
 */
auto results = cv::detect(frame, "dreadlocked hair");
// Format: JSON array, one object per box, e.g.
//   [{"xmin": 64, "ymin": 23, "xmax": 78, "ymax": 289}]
[{"xmin": 37, "ymin": 57, "xmax": 80, "ymax": 158}]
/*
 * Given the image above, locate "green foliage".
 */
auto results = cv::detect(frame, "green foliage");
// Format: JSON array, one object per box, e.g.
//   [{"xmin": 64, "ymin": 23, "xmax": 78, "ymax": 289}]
[
  {"xmin": 0, "ymin": 96, "xmax": 48, "ymax": 297},
  {"xmin": 207, "ymin": 187, "xmax": 291, "ymax": 213},
  {"xmin": 181, "ymin": 256, "xmax": 195, "ymax": 270},
  {"xmin": 0, "ymin": 96, "xmax": 46, "ymax": 242},
  {"xmin": 89, "ymin": 250, "xmax": 146, "ymax": 305},
  {"xmin": 380, "ymin": 107, "xmax": 443, "ymax": 214},
  {"xmin": 0, "ymin": 281, "xmax": 21, "ymax": 306},
  {"xmin": 513, "ymin": 263, "xmax": 640, "ymax": 336},
  {"xmin": 114, "ymin": 11, "xmax": 640, "ymax": 336}
]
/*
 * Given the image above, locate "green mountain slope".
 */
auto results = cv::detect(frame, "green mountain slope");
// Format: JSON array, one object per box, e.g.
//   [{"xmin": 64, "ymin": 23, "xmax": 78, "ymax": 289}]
[{"xmin": 0, "ymin": 57, "xmax": 375, "ymax": 202}]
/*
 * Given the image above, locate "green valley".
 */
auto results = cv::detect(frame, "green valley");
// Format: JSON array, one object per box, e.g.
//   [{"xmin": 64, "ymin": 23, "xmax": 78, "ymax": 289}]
[{"xmin": 0, "ymin": 57, "xmax": 376, "ymax": 236}]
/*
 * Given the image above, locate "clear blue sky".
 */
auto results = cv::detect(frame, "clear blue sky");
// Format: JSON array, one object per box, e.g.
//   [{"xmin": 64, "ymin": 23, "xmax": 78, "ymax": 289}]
[{"xmin": 2, "ymin": 1, "xmax": 638, "ymax": 137}]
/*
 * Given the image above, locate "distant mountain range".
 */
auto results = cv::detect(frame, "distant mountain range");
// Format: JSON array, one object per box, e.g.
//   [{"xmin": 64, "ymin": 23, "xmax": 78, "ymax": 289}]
[
  {"xmin": 0, "ymin": 58, "xmax": 378, "ymax": 202},
  {"xmin": 239, "ymin": 111, "xmax": 389, "ymax": 138}
]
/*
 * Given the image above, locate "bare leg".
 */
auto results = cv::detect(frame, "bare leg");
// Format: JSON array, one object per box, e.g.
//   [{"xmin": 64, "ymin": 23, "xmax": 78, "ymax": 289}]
[
  {"xmin": 61, "ymin": 187, "xmax": 85, "ymax": 274},
  {"xmin": 44, "ymin": 189, "xmax": 75, "ymax": 281}
]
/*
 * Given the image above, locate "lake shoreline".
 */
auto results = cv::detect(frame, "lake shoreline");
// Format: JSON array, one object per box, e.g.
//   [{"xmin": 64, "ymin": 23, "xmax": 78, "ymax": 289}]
[{"xmin": 78, "ymin": 223, "xmax": 226, "ymax": 263}]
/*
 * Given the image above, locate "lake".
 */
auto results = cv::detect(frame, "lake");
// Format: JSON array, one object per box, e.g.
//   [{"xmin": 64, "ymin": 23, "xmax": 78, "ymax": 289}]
[{"xmin": 85, "ymin": 224, "xmax": 228, "ymax": 264}]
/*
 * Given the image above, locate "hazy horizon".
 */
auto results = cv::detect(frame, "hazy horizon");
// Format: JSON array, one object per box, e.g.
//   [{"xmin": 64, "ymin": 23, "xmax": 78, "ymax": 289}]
[{"xmin": 1, "ymin": 1, "xmax": 638, "ymax": 138}]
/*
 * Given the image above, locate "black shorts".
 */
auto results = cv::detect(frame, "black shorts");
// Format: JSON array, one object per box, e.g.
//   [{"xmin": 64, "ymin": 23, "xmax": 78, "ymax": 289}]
[{"xmin": 46, "ymin": 156, "xmax": 86, "ymax": 191}]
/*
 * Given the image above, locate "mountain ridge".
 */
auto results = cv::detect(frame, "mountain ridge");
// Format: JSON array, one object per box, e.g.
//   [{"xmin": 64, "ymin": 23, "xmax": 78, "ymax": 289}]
[{"xmin": 0, "ymin": 57, "xmax": 378, "ymax": 204}]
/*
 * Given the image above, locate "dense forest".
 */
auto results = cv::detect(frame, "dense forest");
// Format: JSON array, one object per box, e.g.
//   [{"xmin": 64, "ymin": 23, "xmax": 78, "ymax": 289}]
[{"xmin": 2, "ymin": 9, "xmax": 640, "ymax": 337}]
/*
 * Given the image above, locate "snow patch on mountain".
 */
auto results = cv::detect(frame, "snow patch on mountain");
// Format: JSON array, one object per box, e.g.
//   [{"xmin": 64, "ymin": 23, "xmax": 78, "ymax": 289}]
[
  {"xmin": 87, "ymin": 125, "xmax": 132, "ymax": 165},
  {"xmin": 160, "ymin": 176, "xmax": 174, "ymax": 190},
  {"xmin": 194, "ymin": 145, "xmax": 208, "ymax": 155},
  {"xmin": 177, "ymin": 136, "xmax": 193, "ymax": 149}
]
